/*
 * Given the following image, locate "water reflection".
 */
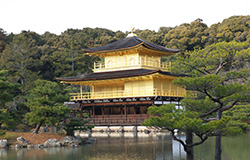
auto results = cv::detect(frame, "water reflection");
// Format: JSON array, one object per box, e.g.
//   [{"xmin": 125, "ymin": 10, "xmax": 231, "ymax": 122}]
[
  {"xmin": 0, "ymin": 132, "xmax": 186, "ymax": 160},
  {"xmin": 1, "ymin": 133, "xmax": 249, "ymax": 160},
  {"xmin": 82, "ymin": 132, "xmax": 186, "ymax": 160}
]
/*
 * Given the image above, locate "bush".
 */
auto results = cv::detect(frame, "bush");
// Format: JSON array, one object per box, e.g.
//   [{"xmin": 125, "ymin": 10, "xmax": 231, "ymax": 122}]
[{"xmin": 0, "ymin": 129, "xmax": 6, "ymax": 137}]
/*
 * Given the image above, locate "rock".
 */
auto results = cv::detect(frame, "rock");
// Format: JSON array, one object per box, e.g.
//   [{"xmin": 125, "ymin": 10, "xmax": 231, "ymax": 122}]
[
  {"xmin": 0, "ymin": 139, "xmax": 8, "ymax": 148},
  {"xmin": 44, "ymin": 139, "xmax": 61, "ymax": 147},
  {"xmin": 106, "ymin": 127, "xmax": 111, "ymax": 133},
  {"xmin": 50, "ymin": 126, "xmax": 57, "ymax": 133},
  {"xmin": 70, "ymin": 144, "xmax": 76, "ymax": 147},
  {"xmin": 144, "ymin": 130, "xmax": 150, "ymax": 134},
  {"xmin": 118, "ymin": 127, "xmax": 124, "ymax": 133},
  {"xmin": 41, "ymin": 127, "xmax": 49, "ymax": 133},
  {"xmin": 14, "ymin": 144, "xmax": 22, "ymax": 148},
  {"xmin": 133, "ymin": 126, "xmax": 138, "ymax": 132},
  {"xmin": 37, "ymin": 144, "xmax": 47, "ymax": 148},
  {"xmin": 27, "ymin": 144, "xmax": 35, "ymax": 148},
  {"xmin": 57, "ymin": 128, "xmax": 67, "ymax": 135},
  {"xmin": 60, "ymin": 136, "xmax": 82, "ymax": 146},
  {"xmin": 16, "ymin": 137, "xmax": 28, "ymax": 147},
  {"xmin": 82, "ymin": 138, "xmax": 96, "ymax": 144}
]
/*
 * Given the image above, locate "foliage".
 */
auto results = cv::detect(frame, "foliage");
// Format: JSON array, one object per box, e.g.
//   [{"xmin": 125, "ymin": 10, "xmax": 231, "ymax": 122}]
[
  {"xmin": 0, "ymin": 129, "xmax": 6, "ymax": 136},
  {"xmin": 64, "ymin": 116, "xmax": 93, "ymax": 136},
  {"xmin": 143, "ymin": 104, "xmax": 242, "ymax": 149},
  {"xmin": 25, "ymin": 79, "xmax": 70, "ymax": 134},
  {"xmin": 224, "ymin": 105, "xmax": 250, "ymax": 131},
  {"xmin": 0, "ymin": 28, "xmax": 7, "ymax": 53},
  {"xmin": 0, "ymin": 70, "xmax": 18, "ymax": 128},
  {"xmin": 163, "ymin": 19, "xmax": 208, "ymax": 51},
  {"xmin": 0, "ymin": 31, "xmax": 42, "ymax": 94},
  {"xmin": 0, "ymin": 131, "xmax": 18, "ymax": 140},
  {"xmin": 145, "ymin": 41, "xmax": 250, "ymax": 159},
  {"xmin": 216, "ymin": 16, "xmax": 250, "ymax": 42},
  {"xmin": 0, "ymin": 70, "xmax": 18, "ymax": 107}
]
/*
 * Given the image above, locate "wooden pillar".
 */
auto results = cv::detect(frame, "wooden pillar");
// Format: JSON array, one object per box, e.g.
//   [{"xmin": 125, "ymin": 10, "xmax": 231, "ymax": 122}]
[
  {"xmin": 120, "ymin": 106, "xmax": 123, "ymax": 119},
  {"xmin": 124, "ymin": 105, "xmax": 127, "ymax": 120},
  {"xmin": 134, "ymin": 107, "xmax": 136, "ymax": 119},
  {"xmin": 80, "ymin": 85, "xmax": 82, "ymax": 99},
  {"xmin": 93, "ymin": 106, "xmax": 95, "ymax": 119},
  {"xmin": 90, "ymin": 109, "xmax": 93, "ymax": 118},
  {"xmin": 102, "ymin": 107, "xmax": 104, "ymax": 119}
]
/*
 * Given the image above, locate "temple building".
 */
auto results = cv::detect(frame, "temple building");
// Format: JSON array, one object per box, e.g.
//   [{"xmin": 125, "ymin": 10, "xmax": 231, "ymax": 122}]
[{"xmin": 57, "ymin": 32, "xmax": 187, "ymax": 126}]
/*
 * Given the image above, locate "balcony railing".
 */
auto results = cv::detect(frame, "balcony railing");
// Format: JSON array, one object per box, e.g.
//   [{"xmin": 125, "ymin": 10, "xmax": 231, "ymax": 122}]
[
  {"xmin": 70, "ymin": 88, "xmax": 188, "ymax": 101},
  {"xmin": 86, "ymin": 114, "xmax": 150, "ymax": 126},
  {"xmin": 94, "ymin": 59, "xmax": 171, "ymax": 72}
]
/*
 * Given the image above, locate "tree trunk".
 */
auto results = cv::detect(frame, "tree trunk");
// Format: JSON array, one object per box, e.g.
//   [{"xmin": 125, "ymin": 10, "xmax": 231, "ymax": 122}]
[
  {"xmin": 215, "ymin": 135, "xmax": 222, "ymax": 160},
  {"xmin": 33, "ymin": 122, "xmax": 43, "ymax": 134},
  {"xmin": 214, "ymin": 109, "xmax": 222, "ymax": 160},
  {"xmin": 186, "ymin": 131, "xmax": 194, "ymax": 160},
  {"xmin": 23, "ymin": 122, "xmax": 29, "ymax": 132}
]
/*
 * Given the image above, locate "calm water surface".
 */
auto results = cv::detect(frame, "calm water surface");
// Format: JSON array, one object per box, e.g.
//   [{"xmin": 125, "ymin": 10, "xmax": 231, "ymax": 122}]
[{"xmin": 0, "ymin": 132, "xmax": 249, "ymax": 160}]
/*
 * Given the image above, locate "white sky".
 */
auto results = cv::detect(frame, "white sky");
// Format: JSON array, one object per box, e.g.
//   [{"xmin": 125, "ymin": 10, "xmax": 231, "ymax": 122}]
[{"xmin": 1, "ymin": 0, "xmax": 250, "ymax": 35}]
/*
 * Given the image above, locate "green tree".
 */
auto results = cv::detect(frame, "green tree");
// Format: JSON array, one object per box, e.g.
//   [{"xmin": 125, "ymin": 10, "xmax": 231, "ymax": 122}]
[
  {"xmin": 143, "ymin": 104, "xmax": 239, "ymax": 160},
  {"xmin": 25, "ymin": 80, "xmax": 70, "ymax": 134},
  {"xmin": 144, "ymin": 41, "xmax": 250, "ymax": 160},
  {"xmin": 0, "ymin": 28, "xmax": 7, "ymax": 53},
  {"xmin": 0, "ymin": 31, "xmax": 43, "ymax": 94},
  {"xmin": 216, "ymin": 16, "xmax": 250, "ymax": 42},
  {"xmin": 0, "ymin": 70, "xmax": 18, "ymax": 129},
  {"xmin": 163, "ymin": 19, "xmax": 208, "ymax": 51}
]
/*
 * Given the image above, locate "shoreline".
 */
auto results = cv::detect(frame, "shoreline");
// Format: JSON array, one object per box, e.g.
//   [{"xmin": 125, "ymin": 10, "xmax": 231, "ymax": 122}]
[{"xmin": 0, "ymin": 132, "xmax": 96, "ymax": 149}]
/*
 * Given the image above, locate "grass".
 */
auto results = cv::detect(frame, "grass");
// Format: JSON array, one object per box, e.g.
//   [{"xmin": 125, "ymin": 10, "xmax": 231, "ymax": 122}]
[
  {"xmin": 0, "ymin": 131, "xmax": 23, "ymax": 144},
  {"xmin": 0, "ymin": 131, "xmax": 66, "ymax": 145}
]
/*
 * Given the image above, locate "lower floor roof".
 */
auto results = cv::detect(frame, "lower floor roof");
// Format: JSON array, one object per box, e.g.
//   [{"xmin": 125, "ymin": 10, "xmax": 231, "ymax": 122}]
[{"xmin": 56, "ymin": 69, "xmax": 186, "ymax": 82}]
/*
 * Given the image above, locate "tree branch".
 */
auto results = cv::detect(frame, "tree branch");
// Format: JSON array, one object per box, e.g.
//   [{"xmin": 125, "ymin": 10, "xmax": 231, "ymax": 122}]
[
  {"xmin": 171, "ymin": 130, "xmax": 188, "ymax": 152},
  {"xmin": 215, "ymin": 58, "xmax": 227, "ymax": 75},
  {"xmin": 222, "ymin": 100, "xmax": 238, "ymax": 111},
  {"xmin": 197, "ymin": 68, "xmax": 209, "ymax": 75},
  {"xmin": 198, "ymin": 106, "xmax": 221, "ymax": 118},
  {"xmin": 203, "ymin": 117, "xmax": 217, "ymax": 122},
  {"xmin": 189, "ymin": 134, "xmax": 208, "ymax": 148}
]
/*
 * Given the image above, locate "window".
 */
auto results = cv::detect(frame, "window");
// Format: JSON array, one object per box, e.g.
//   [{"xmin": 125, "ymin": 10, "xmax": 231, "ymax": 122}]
[
  {"xmin": 107, "ymin": 60, "xmax": 113, "ymax": 68},
  {"xmin": 129, "ymin": 58, "xmax": 135, "ymax": 65}
]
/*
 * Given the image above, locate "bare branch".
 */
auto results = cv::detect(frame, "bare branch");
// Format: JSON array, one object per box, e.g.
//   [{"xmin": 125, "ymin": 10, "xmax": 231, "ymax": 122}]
[{"xmin": 215, "ymin": 58, "xmax": 227, "ymax": 75}]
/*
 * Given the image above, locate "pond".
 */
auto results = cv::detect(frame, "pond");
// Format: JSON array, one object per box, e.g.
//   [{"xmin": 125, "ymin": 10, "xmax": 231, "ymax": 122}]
[{"xmin": 0, "ymin": 132, "xmax": 249, "ymax": 160}]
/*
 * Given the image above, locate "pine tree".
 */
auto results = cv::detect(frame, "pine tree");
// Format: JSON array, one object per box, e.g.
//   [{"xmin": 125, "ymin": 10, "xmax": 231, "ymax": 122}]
[
  {"xmin": 25, "ymin": 80, "xmax": 70, "ymax": 134},
  {"xmin": 144, "ymin": 41, "xmax": 250, "ymax": 160}
]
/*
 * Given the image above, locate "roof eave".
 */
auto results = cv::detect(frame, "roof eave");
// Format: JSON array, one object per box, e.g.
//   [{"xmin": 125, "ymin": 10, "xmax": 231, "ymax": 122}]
[{"xmin": 84, "ymin": 43, "xmax": 179, "ymax": 57}]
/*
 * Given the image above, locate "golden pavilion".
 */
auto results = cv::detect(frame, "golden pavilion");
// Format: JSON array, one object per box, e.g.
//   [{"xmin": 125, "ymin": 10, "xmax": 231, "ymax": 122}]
[{"xmin": 57, "ymin": 32, "xmax": 187, "ymax": 126}]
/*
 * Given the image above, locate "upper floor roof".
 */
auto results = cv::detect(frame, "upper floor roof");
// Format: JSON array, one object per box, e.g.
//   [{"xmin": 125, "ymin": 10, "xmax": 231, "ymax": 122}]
[{"xmin": 83, "ymin": 36, "xmax": 180, "ymax": 56}]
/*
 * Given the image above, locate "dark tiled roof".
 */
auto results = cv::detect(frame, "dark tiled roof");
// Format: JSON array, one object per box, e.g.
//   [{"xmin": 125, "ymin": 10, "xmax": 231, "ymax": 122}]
[
  {"xmin": 56, "ymin": 69, "xmax": 186, "ymax": 82},
  {"xmin": 83, "ymin": 36, "xmax": 180, "ymax": 53}
]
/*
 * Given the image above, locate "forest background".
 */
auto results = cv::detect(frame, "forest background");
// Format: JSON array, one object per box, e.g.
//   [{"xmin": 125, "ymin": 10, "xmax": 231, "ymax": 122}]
[{"xmin": 0, "ymin": 15, "xmax": 250, "ymax": 131}]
